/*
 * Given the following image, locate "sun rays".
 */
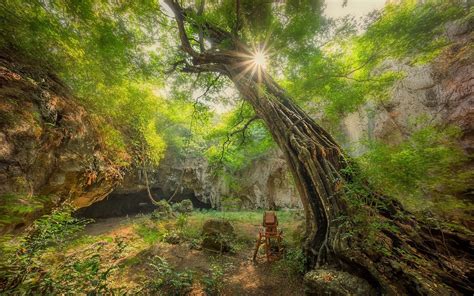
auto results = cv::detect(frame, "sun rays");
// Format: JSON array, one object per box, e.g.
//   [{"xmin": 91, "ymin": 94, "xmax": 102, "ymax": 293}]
[
  {"xmin": 232, "ymin": 44, "xmax": 270, "ymax": 84},
  {"xmin": 252, "ymin": 49, "xmax": 267, "ymax": 69}
]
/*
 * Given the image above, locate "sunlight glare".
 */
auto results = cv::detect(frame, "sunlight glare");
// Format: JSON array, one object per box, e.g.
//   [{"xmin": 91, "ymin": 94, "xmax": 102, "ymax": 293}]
[{"xmin": 252, "ymin": 50, "xmax": 267, "ymax": 69}]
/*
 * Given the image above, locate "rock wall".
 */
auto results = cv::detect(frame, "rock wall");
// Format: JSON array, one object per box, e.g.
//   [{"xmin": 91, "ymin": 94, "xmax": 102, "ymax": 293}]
[
  {"xmin": 228, "ymin": 149, "xmax": 300, "ymax": 209},
  {"xmin": 341, "ymin": 20, "xmax": 473, "ymax": 155},
  {"xmin": 144, "ymin": 149, "xmax": 300, "ymax": 210},
  {"xmin": 0, "ymin": 53, "xmax": 127, "ymax": 231}
]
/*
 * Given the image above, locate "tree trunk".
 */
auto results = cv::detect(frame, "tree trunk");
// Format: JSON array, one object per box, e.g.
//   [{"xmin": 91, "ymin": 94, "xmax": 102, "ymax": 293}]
[{"xmin": 224, "ymin": 66, "xmax": 473, "ymax": 295}]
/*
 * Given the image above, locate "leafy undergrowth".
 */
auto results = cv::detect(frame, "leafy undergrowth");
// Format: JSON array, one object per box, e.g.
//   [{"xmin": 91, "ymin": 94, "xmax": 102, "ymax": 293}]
[{"xmin": 0, "ymin": 206, "xmax": 306, "ymax": 295}]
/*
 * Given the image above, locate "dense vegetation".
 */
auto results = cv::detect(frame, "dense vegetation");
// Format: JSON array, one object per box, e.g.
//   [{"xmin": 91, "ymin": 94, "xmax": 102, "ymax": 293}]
[{"xmin": 0, "ymin": 0, "xmax": 472, "ymax": 295}]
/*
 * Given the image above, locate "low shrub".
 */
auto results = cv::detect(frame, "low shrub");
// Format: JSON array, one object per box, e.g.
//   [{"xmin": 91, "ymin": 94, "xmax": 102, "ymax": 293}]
[
  {"xmin": 146, "ymin": 256, "xmax": 194, "ymax": 295},
  {"xmin": 0, "ymin": 205, "xmax": 97, "ymax": 294},
  {"xmin": 272, "ymin": 247, "xmax": 306, "ymax": 277},
  {"xmin": 202, "ymin": 263, "xmax": 227, "ymax": 295},
  {"xmin": 151, "ymin": 200, "xmax": 173, "ymax": 220},
  {"xmin": 172, "ymin": 199, "xmax": 194, "ymax": 213}
]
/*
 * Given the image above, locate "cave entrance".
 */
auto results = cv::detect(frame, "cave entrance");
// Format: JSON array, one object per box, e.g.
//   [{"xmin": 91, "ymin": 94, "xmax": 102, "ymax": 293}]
[{"xmin": 74, "ymin": 187, "xmax": 211, "ymax": 219}]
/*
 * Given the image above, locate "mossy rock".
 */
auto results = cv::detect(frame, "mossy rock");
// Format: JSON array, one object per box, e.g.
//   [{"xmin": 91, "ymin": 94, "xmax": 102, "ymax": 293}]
[
  {"xmin": 304, "ymin": 268, "xmax": 376, "ymax": 296},
  {"xmin": 201, "ymin": 219, "xmax": 235, "ymax": 252}
]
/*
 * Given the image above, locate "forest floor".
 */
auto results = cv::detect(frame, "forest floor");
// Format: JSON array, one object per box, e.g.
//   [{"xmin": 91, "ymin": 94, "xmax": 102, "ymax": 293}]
[{"xmin": 45, "ymin": 210, "xmax": 306, "ymax": 295}]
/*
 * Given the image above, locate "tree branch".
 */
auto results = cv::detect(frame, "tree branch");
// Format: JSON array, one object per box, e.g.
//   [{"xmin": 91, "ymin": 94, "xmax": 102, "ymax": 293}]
[
  {"xmin": 219, "ymin": 115, "xmax": 259, "ymax": 161},
  {"xmin": 234, "ymin": 0, "xmax": 241, "ymax": 34},
  {"xmin": 164, "ymin": 59, "xmax": 186, "ymax": 74},
  {"xmin": 164, "ymin": 0, "xmax": 200, "ymax": 58},
  {"xmin": 182, "ymin": 63, "xmax": 227, "ymax": 74},
  {"xmin": 197, "ymin": 0, "xmax": 206, "ymax": 52},
  {"xmin": 195, "ymin": 74, "xmax": 221, "ymax": 101}
]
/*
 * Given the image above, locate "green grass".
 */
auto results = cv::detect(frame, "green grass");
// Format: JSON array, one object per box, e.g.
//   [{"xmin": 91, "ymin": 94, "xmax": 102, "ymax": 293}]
[
  {"xmin": 185, "ymin": 209, "xmax": 304, "ymax": 248},
  {"xmin": 135, "ymin": 221, "xmax": 167, "ymax": 245},
  {"xmin": 189, "ymin": 209, "xmax": 301, "ymax": 223}
]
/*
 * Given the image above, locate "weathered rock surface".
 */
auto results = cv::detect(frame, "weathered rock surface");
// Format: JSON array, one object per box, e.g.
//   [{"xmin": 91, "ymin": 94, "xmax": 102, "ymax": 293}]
[
  {"xmin": 304, "ymin": 269, "xmax": 376, "ymax": 296},
  {"xmin": 151, "ymin": 149, "xmax": 300, "ymax": 210},
  {"xmin": 0, "ymin": 53, "xmax": 127, "ymax": 231},
  {"xmin": 341, "ymin": 20, "xmax": 473, "ymax": 155},
  {"xmin": 201, "ymin": 219, "xmax": 235, "ymax": 252}
]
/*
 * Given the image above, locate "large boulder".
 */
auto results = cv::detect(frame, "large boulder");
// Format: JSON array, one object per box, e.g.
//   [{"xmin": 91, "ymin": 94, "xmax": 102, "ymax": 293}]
[
  {"xmin": 304, "ymin": 269, "xmax": 376, "ymax": 296},
  {"xmin": 201, "ymin": 219, "xmax": 235, "ymax": 252}
]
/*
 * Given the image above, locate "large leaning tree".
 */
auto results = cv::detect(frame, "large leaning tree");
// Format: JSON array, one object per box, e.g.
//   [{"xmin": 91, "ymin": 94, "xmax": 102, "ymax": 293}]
[{"xmin": 161, "ymin": 0, "xmax": 473, "ymax": 295}]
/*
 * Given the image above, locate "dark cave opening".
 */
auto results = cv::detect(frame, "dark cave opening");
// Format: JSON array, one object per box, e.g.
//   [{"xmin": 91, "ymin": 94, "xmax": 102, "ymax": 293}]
[{"xmin": 74, "ymin": 187, "xmax": 211, "ymax": 219}]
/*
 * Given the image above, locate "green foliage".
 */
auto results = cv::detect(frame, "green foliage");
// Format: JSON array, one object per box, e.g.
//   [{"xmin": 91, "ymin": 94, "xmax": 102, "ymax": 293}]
[
  {"xmin": 205, "ymin": 103, "xmax": 275, "ymax": 184},
  {"xmin": 175, "ymin": 213, "xmax": 189, "ymax": 232},
  {"xmin": 358, "ymin": 123, "xmax": 471, "ymax": 214},
  {"xmin": 151, "ymin": 200, "xmax": 173, "ymax": 220},
  {"xmin": 0, "ymin": 194, "xmax": 48, "ymax": 227},
  {"xmin": 0, "ymin": 206, "xmax": 93, "ymax": 294},
  {"xmin": 146, "ymin": 256, "xmax": 194, "ymax": 295},
  {"xmin": 285, "ymin": 0, "xmax": 467, "ymax": 124},
  {"xmin": 339, "ymin": 168, "xmax": 401, "ymax": 251},
  {"xmin": 135, "ymin": 219, "xmax": 167, "ymax": 245},
  {"xmin": 172, "ymin": 199, "xmax": 194, "ymax": 214},
  {"xmin": 0, "ymin": 0, "xmax": 176, "ymax": 167},
  {"xmin": 361, "ymin": 0, "xmax": 465, "ymax": 63},
  {"xmin": 272, "ymin": 247, "xmax": 306, "ymax": 277},
  {"xmin": 201, "ymin": 262, "xmax": 232, "ymax": 295},
  {"xmin": 43, "ymin": 238, "xmax": 127, "ymax": 295},
  {"xmin": 22, "ymin": 206, "xmax": 91, "ymax": 254}
]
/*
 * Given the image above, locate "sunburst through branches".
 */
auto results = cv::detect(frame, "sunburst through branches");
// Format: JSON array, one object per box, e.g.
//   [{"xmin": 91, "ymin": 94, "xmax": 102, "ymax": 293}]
[{"xmin": 233, "ymin": 45, "xmax": 270, "ymax": 83}]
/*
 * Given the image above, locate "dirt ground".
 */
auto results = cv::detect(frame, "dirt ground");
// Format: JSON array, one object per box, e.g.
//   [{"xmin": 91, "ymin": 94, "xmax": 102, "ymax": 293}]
[{"xmin": 82, "ymin": 213, "xmax": 305, "ymax": 295}]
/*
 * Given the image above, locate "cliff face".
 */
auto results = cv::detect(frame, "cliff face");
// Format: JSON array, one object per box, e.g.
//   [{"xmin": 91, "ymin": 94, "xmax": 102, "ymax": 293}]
[
  {"xmin": 163, "ymin": 150, "xmax": 300, "ymax": 209},
  {"xmin": 0, "ymin": 53, "xmax": 128, "ymax": 231},
  {"xmin": 341, "ymin": 20, "xmax": 473, "ymax": 155},
  {"xmin": 225, "ymin": 149, "xmax": 300, "ymax": 209},
  {"xmin": 103, "ymin": 149, "xmax": 300, "ymax": 211}
]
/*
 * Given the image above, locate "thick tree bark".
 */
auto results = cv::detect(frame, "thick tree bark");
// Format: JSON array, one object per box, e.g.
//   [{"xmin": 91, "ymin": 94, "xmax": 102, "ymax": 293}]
[
  {"xmin": 164, "ymin": 1, "xmax": 474, "ymax": 294},
  {"xmin": 226, "ymin": 69, "xmax": 473, "ymax": 295}
]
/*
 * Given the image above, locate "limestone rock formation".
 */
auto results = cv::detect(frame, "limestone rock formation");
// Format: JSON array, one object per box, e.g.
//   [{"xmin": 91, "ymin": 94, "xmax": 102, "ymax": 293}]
[
  {"xmin": 341, "ymin": 20, "xmax": 473, "ymax": 155},
  {"xmin": 152, "ymin": 149, "xmax": 300, "ymax": 209},
  {"xmin": 0, "ymin": 53, "xmax": 127, "ymax": 231}
]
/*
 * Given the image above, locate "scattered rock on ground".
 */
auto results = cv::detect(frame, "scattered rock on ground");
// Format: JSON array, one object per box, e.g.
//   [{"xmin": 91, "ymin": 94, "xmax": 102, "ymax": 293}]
[
  {"xmin": 165, "ymin": 232, "xmax": 181, "ymax": 244},
  {"xmin": 304, "ymin": 268, "xmax": 376, "ymax": 296},
  {"xmin": 201, "ymin": 219, "xmax": 235, "ymax": 252}
]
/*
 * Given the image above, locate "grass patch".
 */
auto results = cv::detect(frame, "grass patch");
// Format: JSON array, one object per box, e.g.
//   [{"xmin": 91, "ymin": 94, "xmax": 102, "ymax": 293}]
[{"xmin": 135, "ymin": 220, "xmax": 167, "ymax": 245}]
